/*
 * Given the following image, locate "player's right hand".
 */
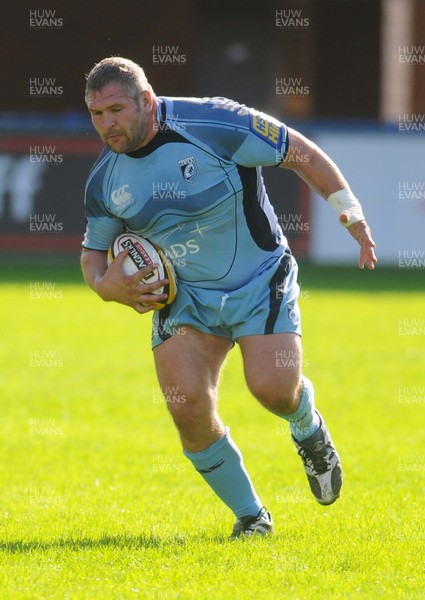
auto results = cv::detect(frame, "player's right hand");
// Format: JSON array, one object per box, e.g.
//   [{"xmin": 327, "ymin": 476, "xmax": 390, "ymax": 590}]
[
  {"xmin": 96, "ymin": 248, "xmax": 169, "ymax": 313},
  {"xmin": 344, "ymin": 218, "xmax": 378, "ymax": 270}
]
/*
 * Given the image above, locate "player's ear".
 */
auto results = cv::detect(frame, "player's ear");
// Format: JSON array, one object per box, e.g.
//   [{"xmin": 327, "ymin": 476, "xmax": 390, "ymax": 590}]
[{"xmin": 141, "ymin": 90, "xmax": 153, "ymax": 112}]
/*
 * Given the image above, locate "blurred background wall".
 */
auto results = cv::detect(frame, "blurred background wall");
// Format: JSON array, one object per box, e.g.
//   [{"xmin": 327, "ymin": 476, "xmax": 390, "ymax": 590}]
[{"xmin": 0, "ymin": 0, "xmax": 424, "ymax": 264}]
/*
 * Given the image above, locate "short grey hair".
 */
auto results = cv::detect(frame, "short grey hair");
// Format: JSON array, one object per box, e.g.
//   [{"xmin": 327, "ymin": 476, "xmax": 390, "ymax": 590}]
[{"xmin": 85, "ymin": 57, "xmax": 152, "ymax": 104}]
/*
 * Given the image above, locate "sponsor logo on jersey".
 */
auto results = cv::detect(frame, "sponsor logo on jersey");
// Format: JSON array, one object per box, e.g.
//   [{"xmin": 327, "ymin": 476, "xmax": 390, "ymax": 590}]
[
  {"xmin": 111, "ymin": 184, "xmax": 134, "ymax": 209},
  {"xmin": 250, "ymin": 114, "xmax": 282, "ymax": 148},
  {"xmin": 178, "ymin": 155, "xmax": 199, "ymax": 183}
]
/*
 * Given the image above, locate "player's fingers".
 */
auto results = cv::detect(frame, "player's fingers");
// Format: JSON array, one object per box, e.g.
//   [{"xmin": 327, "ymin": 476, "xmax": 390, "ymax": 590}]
[
  {"xmin": 366, "ymin": 235, "xmax": 377, "ymax": 249},
  {"xmin": 131, "ymin": 293, "xmax": 168, "ymax": 314},
  {"xmin": 130, "ymin": 262, "xmax": 159, "ymax": 282},
  {"xmin": 111, "ymin": 247, "xmax": 130, "ymax": 265},
  {"xmin": 359, "ymin": 247, "xmax": 368, "ymax": 269},
  {"xmin": 359, "ymin": 244, "xmax": 377, "ymax": 270},
  {"xmin": 368, "ymin": 247, "xmax": 378, "ymax": 270},
  {"xmin": 135, "ymin": 278, "xmax": 169, "ymax": 295},
  {"xmin": 137, "ymin": 291, "xmax": 168, "ymax": 304},
  {"xmin": 132, "ymin": 302, "xmax": 156, "ymax": 315}
]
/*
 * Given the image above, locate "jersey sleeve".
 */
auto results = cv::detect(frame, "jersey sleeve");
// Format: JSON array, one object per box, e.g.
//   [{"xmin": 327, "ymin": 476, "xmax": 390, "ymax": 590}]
[
  {"xmin": 82, "ymin": 214, "xmax": 124, "ymax": 251},
  {"xmin": 160, "ymin": 96, "xmax": 289, "ymax": 167},
  {"xmin": 82, "ymin": 152, "xmax": 124, "ymax": 250},
  {"xmin": 232, "ymin": 108, "xmax": 289, "ymax": 167}
]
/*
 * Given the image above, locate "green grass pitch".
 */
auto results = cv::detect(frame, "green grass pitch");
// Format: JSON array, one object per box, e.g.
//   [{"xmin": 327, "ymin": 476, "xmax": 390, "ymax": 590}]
[{"xmin": 0, "ymin": 261, "xmax": 424, "ymax": 599}]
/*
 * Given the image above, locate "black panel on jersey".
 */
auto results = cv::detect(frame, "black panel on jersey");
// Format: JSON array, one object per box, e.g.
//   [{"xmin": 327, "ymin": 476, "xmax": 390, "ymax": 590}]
[
  {"xmin": 158, "ymin": 97, "xmax": 167, "ymax": 124},
  {"xmin": 237, "ymin": 165, "xmax": 280, "ymax": 252},
  {"xmin": 125, "ymin": 127, "xmax": 189, "ymax": 159}
]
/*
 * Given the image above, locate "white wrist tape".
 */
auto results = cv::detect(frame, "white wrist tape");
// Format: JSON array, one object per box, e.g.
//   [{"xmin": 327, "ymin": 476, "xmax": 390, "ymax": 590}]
[{"xmin": 327, "ymin": 188, "xmax": 365, "ymax": 227}]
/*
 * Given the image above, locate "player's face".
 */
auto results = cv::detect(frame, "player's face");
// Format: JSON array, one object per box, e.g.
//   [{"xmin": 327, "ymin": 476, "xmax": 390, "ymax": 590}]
[{"xmin": 87, "ymin": 82, "xmax": 154, "ymax": 153}]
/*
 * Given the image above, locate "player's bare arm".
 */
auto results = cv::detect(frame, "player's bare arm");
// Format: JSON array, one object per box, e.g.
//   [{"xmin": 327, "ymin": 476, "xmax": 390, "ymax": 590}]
[
  {"xmin": 80, "ymin": 248, "xmax": 168, "ymax": 314},
  {"xmin": 281, "ymin": 128, "xmax": 377, "ymax": 270}
]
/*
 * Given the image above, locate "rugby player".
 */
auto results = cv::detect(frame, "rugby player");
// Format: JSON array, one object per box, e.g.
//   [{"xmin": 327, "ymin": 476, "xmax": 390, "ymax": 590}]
[{"xmin": 81, "ymin": 57, "xmax": 377, "ymax": 538}]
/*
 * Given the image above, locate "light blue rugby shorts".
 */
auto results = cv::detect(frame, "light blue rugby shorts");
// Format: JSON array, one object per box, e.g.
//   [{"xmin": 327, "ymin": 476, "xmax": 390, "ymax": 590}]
[{"xmin": 151, "ymin": 248, "xmax": 302, "ymax": 349}]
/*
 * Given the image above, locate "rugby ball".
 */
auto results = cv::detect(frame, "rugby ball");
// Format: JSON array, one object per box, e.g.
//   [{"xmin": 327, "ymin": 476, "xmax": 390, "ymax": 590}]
[{"xmin": 107, "ymin": 233, "xmax": 177, "ymax": 310}]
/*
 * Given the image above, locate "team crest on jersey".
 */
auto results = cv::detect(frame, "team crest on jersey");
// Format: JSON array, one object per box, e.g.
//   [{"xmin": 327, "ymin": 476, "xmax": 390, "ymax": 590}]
[
  {"xmin": 178, "ymin": 155, "xmax": 199, "ymax": 183},
  {"xmin": 287, "ymin": 306, "xmax": 299, "ymax": 326}
]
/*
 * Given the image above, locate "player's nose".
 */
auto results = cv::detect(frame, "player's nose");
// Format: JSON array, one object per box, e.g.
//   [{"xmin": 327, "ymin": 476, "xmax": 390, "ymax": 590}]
[{"xmin": 103, "ymin": 111, "xmax": 117, "ymax": 128}]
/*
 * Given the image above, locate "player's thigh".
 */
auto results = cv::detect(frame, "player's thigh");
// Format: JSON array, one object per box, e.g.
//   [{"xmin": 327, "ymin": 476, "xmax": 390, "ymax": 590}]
[
  {"xmin": 153, "ymin": 325, "xmax": 233, "ymax": 405},
  {"xmin": 238, "ymin": 332, "xmax": 302, "ymax": 405}
]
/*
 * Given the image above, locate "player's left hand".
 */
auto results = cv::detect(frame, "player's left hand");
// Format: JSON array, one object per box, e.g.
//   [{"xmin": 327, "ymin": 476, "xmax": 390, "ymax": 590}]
[{"xmin": 340, "ymin": 215, "xmax": 377, "ymax": 270}]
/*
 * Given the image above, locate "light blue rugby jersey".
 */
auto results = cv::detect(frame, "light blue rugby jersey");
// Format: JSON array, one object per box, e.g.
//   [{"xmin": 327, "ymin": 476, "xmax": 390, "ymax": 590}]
[{"xmin": 83, "ymin": 96, "xmax": 290, "ymax": 290}]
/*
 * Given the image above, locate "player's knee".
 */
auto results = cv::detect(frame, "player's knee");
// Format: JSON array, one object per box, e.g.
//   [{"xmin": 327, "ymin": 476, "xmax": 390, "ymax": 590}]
[
  {"xmin": 248, "ymin": 376, "xmax": 301, "ymax": 415},
  {"xmin": 165, "ymin": 386, "xmax": 215, "ymax": 432}
]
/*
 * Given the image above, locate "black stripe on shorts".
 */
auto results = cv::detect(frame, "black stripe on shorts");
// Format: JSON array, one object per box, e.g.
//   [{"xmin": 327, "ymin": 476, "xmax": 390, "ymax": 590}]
[
  {"xmin": 264, "ymin": 250, "xmax": 292, "ymax": 335},
  {"xmin": 157, "ymin": 304, "xmax": 173, "ymax": 343}
]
